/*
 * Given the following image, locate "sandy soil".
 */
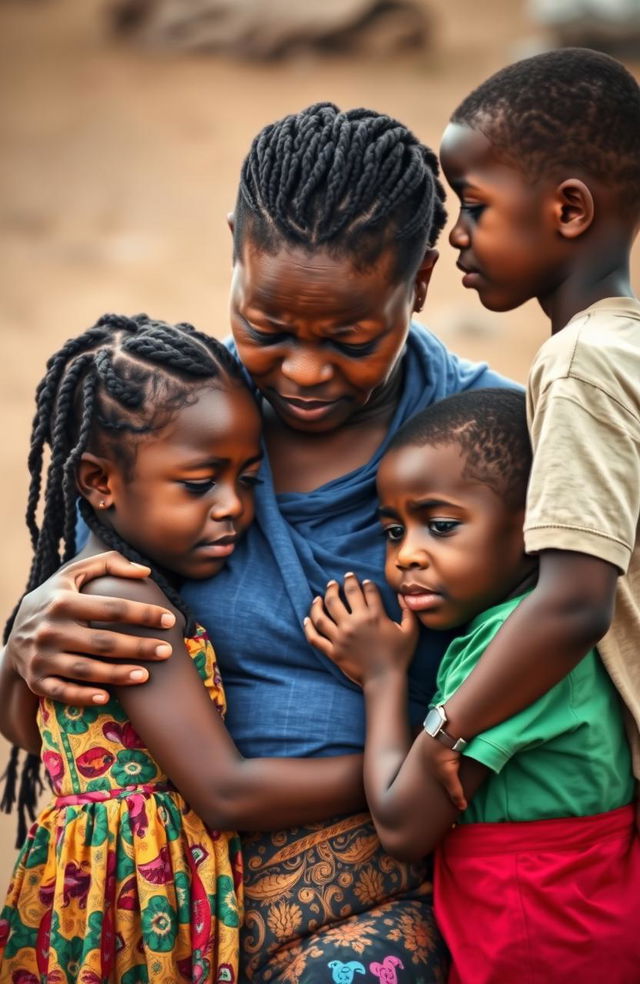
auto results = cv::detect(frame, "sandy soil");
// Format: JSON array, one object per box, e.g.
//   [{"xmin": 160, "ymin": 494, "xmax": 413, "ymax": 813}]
[{"xmin": 0, "ymin": 0, "xmax": 638, "ymax": 878}]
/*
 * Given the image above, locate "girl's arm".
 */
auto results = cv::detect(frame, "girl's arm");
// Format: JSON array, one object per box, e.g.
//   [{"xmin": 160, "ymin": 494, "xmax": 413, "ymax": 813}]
[
  {"xmin": 0, "ymin": 647, "xmax": 41, "ymax": 754},
  {"xmin": 85, "ymin": 577, "xmax": 365, "ymax": 831},
  {"xmin": 2, "ymin": 552, "xmax": 176, "ymax": 707}
]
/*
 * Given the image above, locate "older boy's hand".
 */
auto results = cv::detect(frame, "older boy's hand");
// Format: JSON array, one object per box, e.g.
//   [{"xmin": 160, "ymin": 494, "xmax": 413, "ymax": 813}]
[
  {"xmin": 428, "ymin": 741, "xmax": 467, "ymax": 811},
  {"xmin": 303, "ymin": 573, "xmax": 419, "ymax": 685}
]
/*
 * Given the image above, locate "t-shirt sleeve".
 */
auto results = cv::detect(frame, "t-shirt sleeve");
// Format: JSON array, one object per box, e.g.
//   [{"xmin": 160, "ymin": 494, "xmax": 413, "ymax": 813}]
[{"xmin": 525, "ymin": 377, "xmax": 640, "ymax": 573}]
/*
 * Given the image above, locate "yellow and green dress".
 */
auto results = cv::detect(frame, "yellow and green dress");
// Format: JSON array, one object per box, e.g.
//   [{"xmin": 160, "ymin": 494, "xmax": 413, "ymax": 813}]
[{"xmin": 0, "ymin": 625, "xmax": 243, "ymax": 984}]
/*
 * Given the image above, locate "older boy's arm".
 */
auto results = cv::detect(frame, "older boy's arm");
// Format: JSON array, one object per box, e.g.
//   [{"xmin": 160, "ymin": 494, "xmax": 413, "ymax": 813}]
[
  {"xmin": 437, "ymin": 550, "xmax": 616, "ymax": 770},
  {"xmin": 0, "ymin": 646, "xmax": 41, "ymax": 754}
]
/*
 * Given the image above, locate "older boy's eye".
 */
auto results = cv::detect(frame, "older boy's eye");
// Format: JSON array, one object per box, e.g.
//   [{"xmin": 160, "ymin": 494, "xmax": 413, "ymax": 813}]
[
  {"xmin": 428, "ymin": 519, "xmax": 459, "ymax": 536},
  {"xmin": 461, "ymin": 203, "xmax": 485, "ymax": 220},
  {"xmin": 383, "ymin": 524, "xmax": 404, "ymax": 542}
]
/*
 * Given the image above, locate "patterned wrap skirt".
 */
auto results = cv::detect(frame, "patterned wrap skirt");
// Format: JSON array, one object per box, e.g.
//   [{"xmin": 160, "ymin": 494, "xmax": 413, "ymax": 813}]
[{"xmin": 240, "ymin": 811, "xmax": 448, "ymax": 984}]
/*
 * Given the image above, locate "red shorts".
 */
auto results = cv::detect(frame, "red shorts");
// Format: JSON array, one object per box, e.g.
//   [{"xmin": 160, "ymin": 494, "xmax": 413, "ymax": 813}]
[{"xmin": 434, "ymin": 804, "xmax": 640, "ymax": 984}]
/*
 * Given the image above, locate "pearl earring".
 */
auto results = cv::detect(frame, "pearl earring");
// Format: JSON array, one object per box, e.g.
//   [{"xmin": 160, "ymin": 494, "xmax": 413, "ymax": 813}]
[{"xmin": 98, "ymin": 500, "xmax": 107, "ymax": 509}]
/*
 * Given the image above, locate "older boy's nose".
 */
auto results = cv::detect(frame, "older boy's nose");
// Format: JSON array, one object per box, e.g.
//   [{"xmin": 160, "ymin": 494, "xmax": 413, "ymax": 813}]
[{"xmin": 449, "ymin": 215, "xmax": 470, "ymax": 249}]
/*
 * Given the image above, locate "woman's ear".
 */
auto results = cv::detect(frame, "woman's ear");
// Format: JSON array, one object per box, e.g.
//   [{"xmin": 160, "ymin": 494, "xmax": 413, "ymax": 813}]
[
  {"xmin": 76, "ymin": 453, "xmax": 114, "ymax": 512},
  {"xmin": 554, "ymin": 179, "xmax": 594, "ymax": 239},
  {"xmin": 413, "ymin": 248, "xmax": 439, "ymax": 312}
]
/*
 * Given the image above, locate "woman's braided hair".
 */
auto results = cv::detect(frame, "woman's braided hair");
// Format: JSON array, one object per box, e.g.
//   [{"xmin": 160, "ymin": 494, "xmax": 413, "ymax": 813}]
[
  {"xmin": 2, "ymin": 313, "xmax": 245, "ymax": 844},
  {"xmin": 233, "ymin": 102, "xmax": 447, "ymax": 279}
]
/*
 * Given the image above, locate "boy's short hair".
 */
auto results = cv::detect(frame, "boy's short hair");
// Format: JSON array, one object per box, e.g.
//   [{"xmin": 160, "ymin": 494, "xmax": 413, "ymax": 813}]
[
  {"xmin": 451, "ymin": 48, "xmax": 640, "ymax": 211},
  {"xmin": 387, "ymin": 388, "xmax": 531, "ymax": 510}
]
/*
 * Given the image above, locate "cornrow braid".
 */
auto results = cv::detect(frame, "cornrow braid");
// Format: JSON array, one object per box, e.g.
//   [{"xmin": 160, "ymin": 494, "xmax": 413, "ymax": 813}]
[
  {"xmin": 234, "ymin": 102, "xmax": 447, "ymax": 281},
  {"xmin": 3, "ymin": 313, "xmax": 246, "ymax": 843}
]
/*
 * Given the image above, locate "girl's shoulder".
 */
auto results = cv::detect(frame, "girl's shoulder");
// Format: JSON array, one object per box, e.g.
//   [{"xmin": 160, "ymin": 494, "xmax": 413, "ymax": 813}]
[{"xmin": 80, "ymin": 569, "xmax": 185, "ymax": 635}]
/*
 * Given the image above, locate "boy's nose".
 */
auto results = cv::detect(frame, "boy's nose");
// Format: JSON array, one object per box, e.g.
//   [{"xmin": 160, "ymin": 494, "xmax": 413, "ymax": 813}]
[{"xmin": 395, "ymin": 536, "xmax": 428, "ymax": 570}]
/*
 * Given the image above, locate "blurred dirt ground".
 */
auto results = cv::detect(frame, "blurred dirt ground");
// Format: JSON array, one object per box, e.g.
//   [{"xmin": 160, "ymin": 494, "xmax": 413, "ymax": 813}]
[{"xmin": 1, "ymin": 0, "xmax": 639, "ymax": 875}]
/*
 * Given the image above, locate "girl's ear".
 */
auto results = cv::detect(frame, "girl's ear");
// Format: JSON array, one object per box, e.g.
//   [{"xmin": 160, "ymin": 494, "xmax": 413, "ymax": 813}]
[
  {"xmin": 76, "ymin": 453, "xmax": 114, "ymax": 511},
  {"xmin": 413, "ymin": 248, "xmax": 439, "ymax": 313},
  {"xmin": 227, "ymin": 212, "xmax": 235, "ymax": 233},
  {"xmin": 553, "ymin": 179, "xmax": 594, "ymax": 239}
]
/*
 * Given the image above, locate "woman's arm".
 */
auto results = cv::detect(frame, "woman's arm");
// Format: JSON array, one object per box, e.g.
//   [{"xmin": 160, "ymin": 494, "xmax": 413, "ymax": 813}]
[
  {"xmin": 2, "ymin": 552, "xmax": 177, "ymax": 707},
  {"xmin": 0, "ymin": 647, "xmax": 41, "ymax": 754},
  {"xmin": 84, "ymin": 577, "xmax": 365, "ymax": 831}
]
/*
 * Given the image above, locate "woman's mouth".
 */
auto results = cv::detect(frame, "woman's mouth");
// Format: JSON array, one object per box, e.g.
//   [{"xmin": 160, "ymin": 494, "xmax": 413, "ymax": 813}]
[{"xmin": 275, "ymin": 393, "xmax": 340, "ymax": 422}]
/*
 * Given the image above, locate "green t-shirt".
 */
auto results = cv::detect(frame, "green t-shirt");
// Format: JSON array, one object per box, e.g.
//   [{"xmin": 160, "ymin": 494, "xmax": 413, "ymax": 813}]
[{"xmin": 432, "ymin": 595, "xmax": 634, "ymax": 824}]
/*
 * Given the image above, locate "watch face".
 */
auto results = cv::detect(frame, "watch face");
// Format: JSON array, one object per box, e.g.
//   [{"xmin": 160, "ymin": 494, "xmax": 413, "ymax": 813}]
[{"xmin": 423, "ymin": 706, "xmax": 446, "ymax": 737}]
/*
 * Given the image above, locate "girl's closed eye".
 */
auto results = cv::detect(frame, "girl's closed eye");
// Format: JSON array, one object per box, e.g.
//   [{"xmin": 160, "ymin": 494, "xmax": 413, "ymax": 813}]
[
  {"xmin": 182, "ymin": 479, "xmax": 216, "ymax": 495},
  {"xmin": 240, "ymin": 472, "xmax": 263, "ymax": 489},
  {"xmin": 428, "ymin": 518, "xmax": 460, "ymax": 536}
]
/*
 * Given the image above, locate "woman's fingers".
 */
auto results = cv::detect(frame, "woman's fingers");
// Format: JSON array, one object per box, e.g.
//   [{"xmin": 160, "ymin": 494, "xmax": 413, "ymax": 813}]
[
  {"xmin": 63, "ymin": 551, "xmax": 151, "ymax": 590},
  {"xmin": 50, "ymin": 590, "xmax": 175, "ymax": 634}
]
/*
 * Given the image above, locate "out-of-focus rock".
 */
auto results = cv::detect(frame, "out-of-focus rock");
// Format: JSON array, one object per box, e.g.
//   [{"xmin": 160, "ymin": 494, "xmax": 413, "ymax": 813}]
[{"xmin": 109, "ymin": 0, "xmax": 429, "ymax": 58}]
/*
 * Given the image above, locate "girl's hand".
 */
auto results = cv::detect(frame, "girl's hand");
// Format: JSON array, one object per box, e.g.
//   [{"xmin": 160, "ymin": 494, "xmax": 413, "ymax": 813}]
[
  {"xmin": 5, "ymin": 552, "xmax": 176, "ymax": 707},
  {"xmin": 304, "ymin": 573, "xmax": 419, "ymax": 685}
]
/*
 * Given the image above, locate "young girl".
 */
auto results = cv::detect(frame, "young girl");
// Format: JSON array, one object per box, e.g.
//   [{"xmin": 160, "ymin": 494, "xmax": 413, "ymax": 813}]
[
  {"xmin": 305, "ymin": 388, "xmax": 640, "ymax": 984},
  {"xmin": 0, "ymin": 312, "xmax": 364, "ymax": 983}
]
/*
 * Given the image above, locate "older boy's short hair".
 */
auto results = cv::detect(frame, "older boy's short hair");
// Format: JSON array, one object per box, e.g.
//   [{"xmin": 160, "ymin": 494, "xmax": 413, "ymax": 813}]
[
  {"xmin": 451, "ymin": 48, "xmax": 640, "ymax": 210},
  {"xmin": 388, "ymin": 388, "xmax": 531, "ymax": 510}
]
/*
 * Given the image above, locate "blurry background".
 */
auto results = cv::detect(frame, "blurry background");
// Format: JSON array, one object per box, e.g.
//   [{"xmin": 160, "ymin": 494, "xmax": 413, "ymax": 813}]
[{"xmin": 1, "ymin": 0, "xmax": 639, "ymax": 878}]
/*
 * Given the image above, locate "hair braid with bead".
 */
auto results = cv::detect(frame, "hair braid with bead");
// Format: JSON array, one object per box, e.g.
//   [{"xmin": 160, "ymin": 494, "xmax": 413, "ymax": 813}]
[{"xmin": 234, "ymin": 102, "xmax": 447, "ymax": 280}]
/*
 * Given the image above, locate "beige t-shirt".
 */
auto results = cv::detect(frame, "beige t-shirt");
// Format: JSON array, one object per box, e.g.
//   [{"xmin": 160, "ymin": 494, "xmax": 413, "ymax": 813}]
[{"xmin": 525, "ymin": 297, "xmax": 640, "ymax": 775}]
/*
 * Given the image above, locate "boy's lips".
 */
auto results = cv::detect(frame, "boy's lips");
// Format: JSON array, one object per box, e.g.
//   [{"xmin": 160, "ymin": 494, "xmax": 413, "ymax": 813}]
[
  {"xmin": 400, "ymin": 585, "xmax": 444, "ymax": 612},
  {"xmin": 456, "ymin": 260, "xmax": 482, "ymax": 289}
]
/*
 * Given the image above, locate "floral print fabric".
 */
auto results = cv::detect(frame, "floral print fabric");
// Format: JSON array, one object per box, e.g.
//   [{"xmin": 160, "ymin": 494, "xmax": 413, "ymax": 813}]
[
  {"xmin": 240, "ymin": 813, "xmax": 448, "ymax": 983},
  {"xmin": 0, "ymin": 625, "xmax": 243, "ymax": 983}
]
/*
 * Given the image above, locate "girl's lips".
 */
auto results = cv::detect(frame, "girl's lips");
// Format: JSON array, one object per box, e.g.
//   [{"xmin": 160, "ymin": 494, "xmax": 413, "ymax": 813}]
[{"xmin": 196, "ymin": 540, "xmax": 237, "ymax": 558}]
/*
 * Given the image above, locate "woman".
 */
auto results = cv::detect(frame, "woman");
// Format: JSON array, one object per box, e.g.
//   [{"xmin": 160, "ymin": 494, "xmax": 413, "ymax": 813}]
[{"xmin": 1, "ymin": 103, "xmax": 512, "ymax": 982}]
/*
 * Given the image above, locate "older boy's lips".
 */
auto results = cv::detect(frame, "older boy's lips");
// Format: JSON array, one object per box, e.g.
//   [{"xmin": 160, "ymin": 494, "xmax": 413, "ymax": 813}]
[{"xmin": 456, "ymin": 261, "xmax": 482, "ymax": 289}]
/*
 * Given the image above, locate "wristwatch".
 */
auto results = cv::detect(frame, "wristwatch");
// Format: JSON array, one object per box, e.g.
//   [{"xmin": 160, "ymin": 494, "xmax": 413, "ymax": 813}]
[{"xmin": 423, "ymin": 704, "xmax": 468, "ymax": 752}]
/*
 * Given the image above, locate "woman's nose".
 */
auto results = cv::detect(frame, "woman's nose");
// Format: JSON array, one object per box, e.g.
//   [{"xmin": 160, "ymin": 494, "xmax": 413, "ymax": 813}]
[{"xmin": 280, "ymin": 346, "xmax": 333, "ymax": 388}]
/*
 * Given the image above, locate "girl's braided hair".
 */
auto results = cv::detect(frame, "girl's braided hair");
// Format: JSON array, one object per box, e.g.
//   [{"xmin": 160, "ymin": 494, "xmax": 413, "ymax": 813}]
[
  {"xmin": 1, "ymin": 313, "xmax": 244, "ymax": 842},
  {"xmin": 233, "ymin": 102, "xmax": 447, "ymax": 280}
]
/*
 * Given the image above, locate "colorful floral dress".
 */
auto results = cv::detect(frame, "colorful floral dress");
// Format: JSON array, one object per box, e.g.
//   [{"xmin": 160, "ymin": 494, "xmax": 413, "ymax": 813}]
[{"xmin": 0, "ymin": 625, "xmax": 243, "ymax": 984}]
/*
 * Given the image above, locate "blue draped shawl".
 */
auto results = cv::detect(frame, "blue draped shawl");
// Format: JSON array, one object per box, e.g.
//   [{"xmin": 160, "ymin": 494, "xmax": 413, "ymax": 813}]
[{"xmin": 181, "ymin": 324, "xmax": 516, "ymax": 757}]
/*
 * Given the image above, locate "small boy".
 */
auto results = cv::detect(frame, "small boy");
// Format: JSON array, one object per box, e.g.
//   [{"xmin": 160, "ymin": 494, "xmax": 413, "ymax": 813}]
[
  {"xmin": 426, "ymin": 46, "xmax": 640, "ymax": 805},
  {"xmin": 304, "ymin": 388, "xmax": 640, "ymax": 983}
]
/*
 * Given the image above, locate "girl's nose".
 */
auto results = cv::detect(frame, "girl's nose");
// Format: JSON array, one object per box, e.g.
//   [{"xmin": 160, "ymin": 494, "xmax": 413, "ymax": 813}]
[
  {"xmin": 211, "ymin": 485, "xmax": 244, "ymax": 520},
  {"xmin": 280, "ymin": 346, "xmax": 333, "ymax": 388}
]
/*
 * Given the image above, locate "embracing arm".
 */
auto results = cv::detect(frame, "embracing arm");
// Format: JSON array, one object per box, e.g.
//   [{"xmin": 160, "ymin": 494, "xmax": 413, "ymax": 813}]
[
  {"xmin": 82, "ymin": 577, "xmax": 365, "ymax": 831},
  {"xmin": 0, "ymin": 646, "xmax": 41, "ymax": 754},
  {"xmin": 2, "ymin": 552, "xmax": 177, "ymax": 707}
]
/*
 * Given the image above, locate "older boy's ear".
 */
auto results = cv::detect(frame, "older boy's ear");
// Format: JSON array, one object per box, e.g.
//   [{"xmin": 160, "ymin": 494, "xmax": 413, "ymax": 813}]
[
  {"xmin": 413, "ymin": 248, "xmax": 439, "ymax": 312},
  {"xmin": 76, "ymin": 453, "xmax": 114, "ymax": 510},
  {"xmin": 554, "ymin": 179, "xmax": 594, "ymax": 239}
]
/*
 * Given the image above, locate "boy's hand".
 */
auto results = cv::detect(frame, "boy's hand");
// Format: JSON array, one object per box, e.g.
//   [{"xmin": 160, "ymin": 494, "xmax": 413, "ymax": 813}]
[
  {"xmin": 427, "ymin": 741, "xmax": 467, "ymax": 811},
  {"xmin": 303, "ymin": 572, "xmax": 419, "ymax": 685}
]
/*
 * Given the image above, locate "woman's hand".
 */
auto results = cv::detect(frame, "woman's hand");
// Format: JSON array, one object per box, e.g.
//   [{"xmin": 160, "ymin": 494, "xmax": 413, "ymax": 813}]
[
  {"xmin": 304, "ymin": 573, "xmax": 419, "ymax": 685},
  {"xmin": 5, "ymin": 552, "xmax": 176, "ymax": 706}
]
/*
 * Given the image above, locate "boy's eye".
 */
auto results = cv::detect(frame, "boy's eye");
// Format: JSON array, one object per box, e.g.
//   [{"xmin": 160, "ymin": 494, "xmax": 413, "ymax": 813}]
[
  {"xmin": 428, "ymin": 519, "xmax": 459, "ymax": 536},
  {"xmin": 383, "ymin": 524, "xmax": 405, "ymax": 543},
  {"xmin": 182, "ymin": 479, "xmax": 215, "ymax": 495}
]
